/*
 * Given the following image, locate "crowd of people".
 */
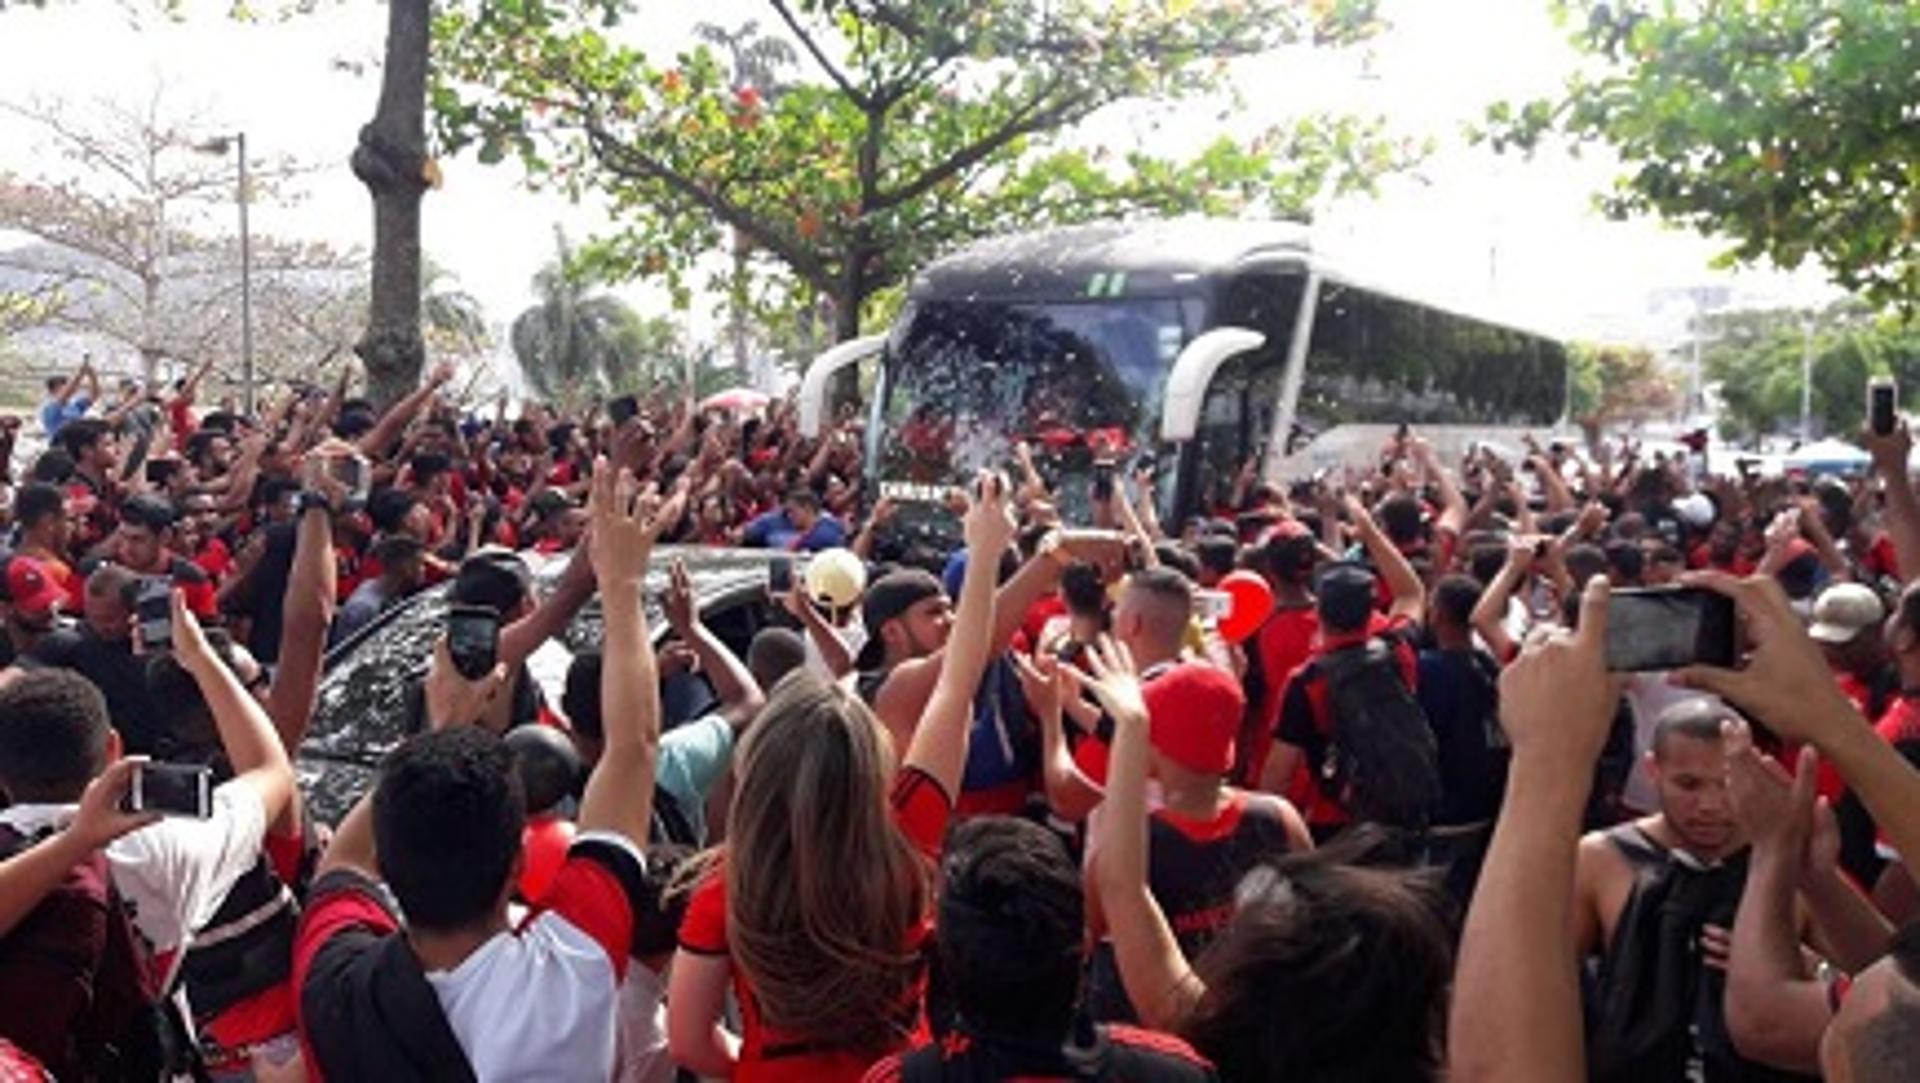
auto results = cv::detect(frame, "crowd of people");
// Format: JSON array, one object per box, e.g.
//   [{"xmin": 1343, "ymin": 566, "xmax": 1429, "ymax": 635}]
[{"xmin": 1, "ymin": 352, "xmax": 1919, "ymax": 1082}]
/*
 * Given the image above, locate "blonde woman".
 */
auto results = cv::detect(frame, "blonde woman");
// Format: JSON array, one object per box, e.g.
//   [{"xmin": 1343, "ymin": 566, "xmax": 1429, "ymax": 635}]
[{"xmin": 668, "ymin": 472, "xmax": 1017, "ymax": 1082}]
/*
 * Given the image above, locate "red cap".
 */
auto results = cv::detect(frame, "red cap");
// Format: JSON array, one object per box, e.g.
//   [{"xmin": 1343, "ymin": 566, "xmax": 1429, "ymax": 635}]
[
  {"xmin": 2, "ymin": 557, "xmax": 66, "ymax": 619},
  {"xmin": 1145, "ymin": 663, "xmax": 1246, "ymax": 777}
]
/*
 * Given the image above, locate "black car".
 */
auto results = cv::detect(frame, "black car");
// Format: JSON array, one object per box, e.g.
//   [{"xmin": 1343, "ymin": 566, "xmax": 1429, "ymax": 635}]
[{"xmin": 298, "ymin": 547, "xmax": 794, "ymax": 825}]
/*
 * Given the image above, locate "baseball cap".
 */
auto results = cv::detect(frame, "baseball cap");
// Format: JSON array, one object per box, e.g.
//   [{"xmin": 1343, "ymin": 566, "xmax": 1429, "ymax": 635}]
[
  {"xmin": 805, "ymin": 548, "xmax": 867, "ymax": 610},
  {"xmin": 1808, "ymin": 583, "xmax": 1885, "ymax": 644},
  {"xmin": 1144, "ymin": 662, "xmax": 1246, "ymax": 777},
  {"xmin": 854, "ymin": 569, "xmax": 946, "ymax": 672},
  {"xmin": 1314, "ymin": 561, "xmax": 1377, "ymax": 633},
  {"xmin": 1672, "ymin": 493, "xmax": 1716, "ymax": 531},
  {"xmin": 1, "ymin": 555, "xmax": 67, "ymax": 620}
]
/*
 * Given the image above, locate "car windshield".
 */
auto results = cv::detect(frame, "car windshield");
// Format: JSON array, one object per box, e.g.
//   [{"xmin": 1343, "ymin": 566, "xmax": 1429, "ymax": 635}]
[{"xmin": 874, "ymin": 296, "xmax": 1199, "ymax": 521}]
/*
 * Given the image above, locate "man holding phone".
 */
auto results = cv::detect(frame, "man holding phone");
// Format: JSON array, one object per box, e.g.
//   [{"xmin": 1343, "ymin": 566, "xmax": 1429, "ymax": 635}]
[{"xmin": 0, "ymin": 592, "xmax": 296, "ymax": 1077}]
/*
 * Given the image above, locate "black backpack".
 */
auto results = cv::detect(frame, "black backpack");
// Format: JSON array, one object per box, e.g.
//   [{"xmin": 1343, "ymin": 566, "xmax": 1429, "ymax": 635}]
[
  {"xmin": 0, "ymin": 825, "xmax": 201, "ymax": 1082},
  {"xmin": 1313, "ymin": 640, "xmax": 1441, "ymax": 832}
]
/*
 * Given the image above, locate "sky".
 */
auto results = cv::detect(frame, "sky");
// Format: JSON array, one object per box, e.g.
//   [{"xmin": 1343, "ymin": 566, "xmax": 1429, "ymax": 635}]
[{"xmin": 0, "ymin": 0, "xmax": 1839, "ymax": 383}]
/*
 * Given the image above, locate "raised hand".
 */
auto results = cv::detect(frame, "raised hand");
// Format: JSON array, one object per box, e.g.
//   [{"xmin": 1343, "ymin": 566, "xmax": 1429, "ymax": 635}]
[
  {"xmin": 423, "ymin": 637, "xmax": 509, "ymax": 731},
  {"xmin": 1672, "ymin": 572, "xmax": 1858, "ymax": 745},
  {"xmin": 1498, "ymin": 576, "xmax": 1616, "ymax": 771},
  {"xmin": 1064, "ymin": 635, "xmax": 1148, "ymax": 734},
  {"xmin": 1010, "ymin": 649, "xmax": 1064, "ymax": 721},
  {"xmin": 963, "ymin": 469, "xmax": 1017, "ymax": 560},
  {"xmin": 662, "ymin": 557, "xmax": 697, "ymax": 633},
  {"xmin": 70, "ymin": 758, "xmax": 160, "ymax": 849},
  {"xmin": 1723, "ymin": 718, "xmax": 1814, "ymax": 859},
  {"xmin": 587, "ymin": 457, "xmax": 682, "ymax": 589}
]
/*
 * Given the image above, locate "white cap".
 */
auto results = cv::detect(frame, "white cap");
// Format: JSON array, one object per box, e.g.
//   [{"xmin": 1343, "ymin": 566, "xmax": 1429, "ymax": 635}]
[
  {"xmin": 1672, "ymin": 493, "xmax": 1716, "ymax": 530},
  {"xmin": 1808, "ymin": 583, "xmax": 1885, "ymax": 644},
  {"xmin": 805, "ymin": 548, "xmax": 867, "ymax": 610}
]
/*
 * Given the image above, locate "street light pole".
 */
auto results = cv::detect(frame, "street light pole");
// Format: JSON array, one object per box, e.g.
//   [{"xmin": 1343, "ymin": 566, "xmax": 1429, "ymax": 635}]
[
  {"xmin": 237, "ymin": 132, "xmax": 253, "ymax": 417},
  {"xmin": 195, "ymin": 132, "xmax": 254, "ymax": 415}
]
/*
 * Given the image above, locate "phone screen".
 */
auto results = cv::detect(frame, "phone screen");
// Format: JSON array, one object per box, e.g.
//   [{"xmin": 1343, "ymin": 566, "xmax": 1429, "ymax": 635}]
[
  {"xmin": 1871, "ymin": 379, "xmax": 1898, "ymax": 437},
  {"xmin": 135, "ymin": 578, "xmax": 172, "ymax": 652},
  {"xmin": 446, "ymin": 606, "xmax": 501, "ymax": 681},
  {"xmin": 1605, "ymin": 587, "xmax": 1737, "ymax": 673},
  {"xmin": 329, "ymin": 454, "xmax": 368, "ymax": 501},
  {"xmin": 130, "ymin": 763, "xmax": 212, "ymax": 818},
  {"xmin": 768, "ymin": 557, "xmax": 794, "ymax": 595}
]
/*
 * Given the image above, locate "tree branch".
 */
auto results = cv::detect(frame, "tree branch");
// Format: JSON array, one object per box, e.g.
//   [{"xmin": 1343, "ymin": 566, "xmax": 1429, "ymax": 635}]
[
  {"xmin": 582, "ymin": 119, "xmax": 837, "ymax": 294},
  {"xmin": 870, "ymin": 86, "xmax": 1090, "ymax": 213},
  {"xmin": 764, "ymin": 0, "xmax": 868, "ymax": 108}
]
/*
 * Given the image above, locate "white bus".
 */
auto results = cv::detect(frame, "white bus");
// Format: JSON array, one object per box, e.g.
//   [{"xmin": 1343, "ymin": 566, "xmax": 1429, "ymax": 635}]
[{"xmin": 799, "ymin": 219, "xmax": 1569, "ymax": 543}]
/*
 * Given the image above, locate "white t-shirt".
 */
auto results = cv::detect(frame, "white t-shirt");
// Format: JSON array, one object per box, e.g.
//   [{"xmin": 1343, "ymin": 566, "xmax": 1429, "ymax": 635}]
[
  {"xmin": 1, "ymin": 778, "xmax": 269, "ymax": 984},
  {"xmin": 805, "ymin": 614, "xmax": 867, "ymax": 678}
]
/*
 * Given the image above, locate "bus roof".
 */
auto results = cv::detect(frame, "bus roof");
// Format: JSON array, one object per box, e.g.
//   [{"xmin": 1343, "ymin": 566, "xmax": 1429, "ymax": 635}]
[{"xmin": 908, "ymin": 218, "xmax": 1313, "ymax": 301}]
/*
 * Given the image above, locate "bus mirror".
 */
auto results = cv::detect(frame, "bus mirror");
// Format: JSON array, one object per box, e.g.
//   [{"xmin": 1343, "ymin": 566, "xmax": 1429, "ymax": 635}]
[
  {"xmin": 797, "ymin": 334, "xmax": 886, "ymax": 438},
  {"xmin": 1160, "ymin": 327, "xmax": 1266, "ymax": 443}
]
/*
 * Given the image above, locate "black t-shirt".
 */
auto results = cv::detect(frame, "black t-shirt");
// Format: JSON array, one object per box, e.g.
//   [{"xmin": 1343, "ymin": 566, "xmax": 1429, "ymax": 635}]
[
  {"xmin": 1415, "ymin": 647, "xmax": 1511, "ymax": 827},
  {"xmin": 34, "ymin": 627, "xmax": 162, "ymax": 754}
]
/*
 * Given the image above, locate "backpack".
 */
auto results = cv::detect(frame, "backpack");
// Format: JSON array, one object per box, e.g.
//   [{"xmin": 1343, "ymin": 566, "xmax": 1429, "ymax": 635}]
[
  {"xmin": 1313, "ymin": 640, "xmax": 1441, "ymax": 832},
  {"xmin": 0, "ymin": 824, "xmax": 199, "ymax": 1082}
]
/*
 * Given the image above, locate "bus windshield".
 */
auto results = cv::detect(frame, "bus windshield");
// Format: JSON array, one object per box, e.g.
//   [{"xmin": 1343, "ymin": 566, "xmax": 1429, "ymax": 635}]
[{"xmin": 875, "ymin": 296, "xmax": 1200, "ymax": 518}]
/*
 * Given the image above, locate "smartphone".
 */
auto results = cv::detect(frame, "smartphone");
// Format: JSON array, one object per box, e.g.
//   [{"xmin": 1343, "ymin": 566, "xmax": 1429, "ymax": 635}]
[
  {"xmin": 123, "ymin": 762, "xmax": 213, "ymax": 819},
  {"xmin": 1605, "ymin": 587, "xmax": 1738, "ymax": 673},
  {"xmin": 445, "ymin": 605, "xmax": 501, "ymax": 681},
  {"xmin": 1870, "ymin": 377, "xmax": 1899, "ymax": 437},
  {"xmin": 328, "ymin": 453, "xmax": 369, "ymax": 503},
  {"xmin": 135, "ymin": 577, "xmax": 173, "ymax": 652},
  {"xmin": 768, "ymin": 557, "xmax": 794, "ymax": 595},
  {"xmin": 145, "ymin": 458, "xmax": 180, "ymax": 486},
  {"xmin": 1091, "ymin": 460, "xmax": 1116, "ymax": 504},
  {"xmin": 1194, "ymin": 590, "xmax": 1233, "ymax": 622},
  {"xmin": 608, "ymin": 394, "xmax": 639, "ymax": 427}
]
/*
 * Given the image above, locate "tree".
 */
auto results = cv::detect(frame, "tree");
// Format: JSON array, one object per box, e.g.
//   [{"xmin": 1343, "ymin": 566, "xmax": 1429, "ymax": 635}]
[
  {"xmin": 1567, "ymin": 342, "xmax": 1679, "ymax": 448},
  {"xmin": 432, "ymin": 0, "xmax": 1419, "ymax": 342},
  {"xmin": 510, "ymin": 229, "xmax": 681, "ymax": 407},
  {"xmin": 351, "ymin": 0, "xmax": 434, "ymax": 409},
  {"xmin": 1485, "ymin": 1, "xmax": 1920, "ymax": 311},
  {"xmin": 1702, "ymin": 303, "xmax": 1920, "ymax": 443},
  {"xmin": 0, "ymin": 91, "xmax": 358, "ymax": 386}
]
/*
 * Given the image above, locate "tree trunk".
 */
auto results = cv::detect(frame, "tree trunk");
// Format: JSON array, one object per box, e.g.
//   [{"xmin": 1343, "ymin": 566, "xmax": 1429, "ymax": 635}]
[{"xmin": 352, "ymin": 0, "xmax": 431, "ymax": 410}]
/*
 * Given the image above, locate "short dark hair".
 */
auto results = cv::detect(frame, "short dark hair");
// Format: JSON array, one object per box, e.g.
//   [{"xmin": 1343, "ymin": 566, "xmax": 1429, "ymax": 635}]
[
  {"xmin": 1185, "ymin": 834, "xmax": 1451, "ymax": 1081},
  {"xmin": 143, "ymin": 628, "xmax": 243, "ymax": 759},
  {"xmin": 1851, "ymin": 922, "xmax": 1920, "ymax": 1082},
  {"xmin": 57, "ymin": 418, "xmax": 111, "ymax": 459},
  {"xmin": 1430, "ymin": 575, "xmax": 1482, "ymax": 631},
  {"xmin": 745, "ymin": 628, "xmax": 806, "ymax": 691},
  {"xmin": 29, "ymin": 449, "xmax": 75, "ymax": 484},
  {"xmin": 0, "ymin": 669, "xmax": 112, "ymax": 803},
  {"xmin": 45, "ymin": 375, "xmax": 65, "ymax": 393},
  {"xmin": 784, "ymin": 487, "xmax": 820, "ymax": 511},
  {"xmin": 562, "ymin": 652, "xmax": 606, "ymax": 741},
  {"xmin": 503, "ymin": 724, "xmax": 582, "ymax": 816},
  {"xmin": 938, "ymin": 817, "xmax": 1085, "ymax": 1042},
  {"xmin": 373, "ymin": 727, "xmax": 526, "ymax": 930},
  {"xmin": 1061, "ymin": 562, "xmax": 1108, "ymax": 619},
  {"xmin": 1153, "ymin": 543, "xmax": 1202, "ymax": 583},
  {"xmin": 121, "ymin": 493, "xmax": 177, "ymax": 531},
  {"xmin": 1603, "ymin": 540, "xmax": 1645, "ymax": 583},
  {"xmin": 1564, "ymin": 543, "xmax": 1607, "ymax": 589},
  {"xmin": 1195, "ymin": 536, "xmax": 1238, "ymax": 578},
  {"xmin": 1375, "ymin": 494, "xmax": 1425, "ymax": 546},
  {"xmin": 15, "ymin": 483, "xmax": 65, "ymax": 531},
  {"xmin": 1467, "ymin": 544, "xmax": 1507, "ymax": 588},
  {"xmin": 1652, "ymin": 699, "xmax": 1731, "ymax": 757},
  {"xmin": 410, "ymin": 452, "xmax": 451, "ymax": 480},
  {"xmin": 367, "ymin": 487, "xmax": 419, "ymax": 534}
]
